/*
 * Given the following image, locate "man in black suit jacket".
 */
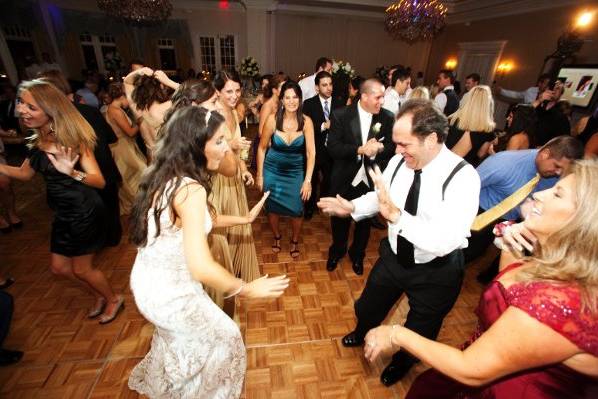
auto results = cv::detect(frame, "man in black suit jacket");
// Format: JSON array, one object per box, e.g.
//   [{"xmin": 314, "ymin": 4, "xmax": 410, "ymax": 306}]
[
  {"xmin": 302, "ymin": 71, "xmax": 341, "ymax": 218},
  {"xmin": 326, "ymin": 79, "xmax": 395, "ymax": 274}
]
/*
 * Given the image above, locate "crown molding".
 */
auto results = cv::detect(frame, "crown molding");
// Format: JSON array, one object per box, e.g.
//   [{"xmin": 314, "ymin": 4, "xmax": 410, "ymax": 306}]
[{"xmin": 445, "ymin": 0, "xmax": 583, "ymax": 24}]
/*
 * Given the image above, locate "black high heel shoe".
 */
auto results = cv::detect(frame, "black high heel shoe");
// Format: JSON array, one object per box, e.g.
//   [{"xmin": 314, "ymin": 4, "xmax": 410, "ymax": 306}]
[
  {"xmin": 271, "ymin": 235, "xmax": 282, "ymax": 253},
  {"xmin": 290, "ymin": 240, "xmax": 300, "ymax": 259}
]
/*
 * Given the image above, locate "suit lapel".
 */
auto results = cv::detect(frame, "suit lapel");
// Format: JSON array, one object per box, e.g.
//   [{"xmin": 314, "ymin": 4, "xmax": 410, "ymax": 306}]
[
  {"xmin": 367, "ymin": 113, "xmax": 379, "ymax": 140},
  {"xmin": 350, "ymin": 106, "xmax": 362, "ymax": 145}
]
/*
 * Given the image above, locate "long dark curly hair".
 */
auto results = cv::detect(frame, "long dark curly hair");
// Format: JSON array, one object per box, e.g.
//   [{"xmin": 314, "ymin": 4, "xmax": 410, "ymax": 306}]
[
  {"xmin": 131, "ymin": 74, "xmax": 170, "ymax": 111},
  {"xmin": 158, "ymin": 79, "xmax": 216, "ymax": 138},
  {"xmin": 129, "ymin": 106, "xmax": 223, "ymax": 247}
]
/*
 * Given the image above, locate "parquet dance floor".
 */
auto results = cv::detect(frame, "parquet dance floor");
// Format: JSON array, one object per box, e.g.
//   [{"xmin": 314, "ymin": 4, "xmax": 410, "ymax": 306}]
[{"xmin": 0, "ymin": 156, "xmax": 494, "ymax": 398}]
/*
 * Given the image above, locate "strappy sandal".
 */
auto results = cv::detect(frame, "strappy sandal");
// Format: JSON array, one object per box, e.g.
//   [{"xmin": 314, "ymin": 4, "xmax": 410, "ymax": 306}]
[
  {"xmin": 88, "ymin": 297, "xmax": 107, "ymax": 319},
  {"xmin": 290, "ymin": 240, "xmax": 300, "ymax": 259},
  {"xmin": 272, "ymin": 235, "xmax": 282, "ymax": 253}
]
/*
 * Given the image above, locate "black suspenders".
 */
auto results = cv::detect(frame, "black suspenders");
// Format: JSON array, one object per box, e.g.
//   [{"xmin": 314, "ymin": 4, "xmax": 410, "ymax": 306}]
[{"xmin": 389, "ymin": 158, "xmax": 468, "ymax": 200}]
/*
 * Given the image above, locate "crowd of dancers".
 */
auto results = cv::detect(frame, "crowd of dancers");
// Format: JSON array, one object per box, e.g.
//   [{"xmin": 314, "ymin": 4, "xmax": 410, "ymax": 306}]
[{"xmin": 0, "ymin": 54, "xmax": 597, "ymax": 398}]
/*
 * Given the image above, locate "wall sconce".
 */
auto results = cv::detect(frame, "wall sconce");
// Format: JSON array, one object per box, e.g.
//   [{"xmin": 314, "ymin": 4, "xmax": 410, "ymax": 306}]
[
  {"xmin": 496, "ymin": 61, "xmax": 514, "ymax": 74},
  {"xmin": 444, "ymin": 58, "xmax": 457, "ymax": 70},
  {"xmin": 575, "ymin": 10, "xmax": 595, "ymax": 29}
]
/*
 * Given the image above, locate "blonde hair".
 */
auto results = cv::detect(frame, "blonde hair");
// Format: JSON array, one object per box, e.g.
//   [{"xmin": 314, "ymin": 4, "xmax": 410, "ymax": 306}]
[
  {"xmin": 409, "ymin": 86, "xmax": 430, "ymax": 100},
  {"xmin": 518, "ymin": 159, "xmax": 598, "ymax": 313},
  {"xmin": 449, "ymin": 85, "xmax": 495, "ymax": 133},
  {"xmin": 20, "ymin": 80, "xmax": 96, "ymax": 151}
]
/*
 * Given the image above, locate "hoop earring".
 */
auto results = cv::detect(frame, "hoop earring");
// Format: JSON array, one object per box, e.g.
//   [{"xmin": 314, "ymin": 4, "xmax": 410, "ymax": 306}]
[{"xmin": 49, "ymin": 120, "xmax": 56, "ymax": 137}]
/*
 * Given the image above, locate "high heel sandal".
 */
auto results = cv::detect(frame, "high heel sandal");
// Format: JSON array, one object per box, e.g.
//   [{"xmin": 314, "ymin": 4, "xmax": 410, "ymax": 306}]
[
  {"xmin": 99, "ymin": 296, "xmax": 125, "ymax": 325},
  {"xmin": 272, "ymin": 235, "xmax": 282, "ymax": 253},
  {"xmin": 87, "ymin": 298, "xmax": 107, "ymax": 319},
  {"xmin": 290, "ymin": 240, "xmax": 300, "ymax": 259}
]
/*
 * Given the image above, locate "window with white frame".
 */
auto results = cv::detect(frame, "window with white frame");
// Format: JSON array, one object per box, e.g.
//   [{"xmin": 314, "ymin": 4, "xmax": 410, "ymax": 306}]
[
  {"xmin": 79, "ymin": 33, "xmax": 117, "ymax": 73},
  {"xmin": 3, "ymin": 25, "xmax": 37, "ymax": 80},
  {"xmin": 158, "ymin": 38, "xmax": 177, "ymax": 71},
  {"xmin": 199, "ymin": 35, "xmax": 236, "ymax": 74}
]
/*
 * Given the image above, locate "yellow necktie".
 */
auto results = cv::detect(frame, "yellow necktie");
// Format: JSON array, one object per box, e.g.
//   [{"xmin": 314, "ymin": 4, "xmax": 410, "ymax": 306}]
[{"xmin": 471, "ymin": 173, "xmax": 540, "ymax": 231}]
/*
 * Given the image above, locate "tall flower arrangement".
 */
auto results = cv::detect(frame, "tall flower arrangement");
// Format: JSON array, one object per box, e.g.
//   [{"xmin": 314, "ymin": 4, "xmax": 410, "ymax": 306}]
[
  {"xmin": 239, "ymin": 56, "xmax": 260, "ymax": 78},
  {"xmin": 331, "ymin": 60, "xmax": 356, "ymax": 78}
]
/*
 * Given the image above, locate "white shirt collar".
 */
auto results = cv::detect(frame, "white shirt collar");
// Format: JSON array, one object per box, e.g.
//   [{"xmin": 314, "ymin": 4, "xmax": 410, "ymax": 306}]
[
  {"xmin": 357, "ymin": 100, "xmax": 372, "ymax": 118},
  {"xmin": 442, "ymin": 85, "xmax": 455, "ymax": 92}
]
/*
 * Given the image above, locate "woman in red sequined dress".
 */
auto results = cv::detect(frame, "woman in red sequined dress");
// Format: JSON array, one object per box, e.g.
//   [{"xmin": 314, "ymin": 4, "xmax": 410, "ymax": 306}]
[{"xmin": 364, "ymin": 159, "xmax": 598, "ymax": 398}]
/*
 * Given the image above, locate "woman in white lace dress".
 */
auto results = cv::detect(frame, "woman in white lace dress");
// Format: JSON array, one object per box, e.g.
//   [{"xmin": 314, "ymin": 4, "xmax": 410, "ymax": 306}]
[{"xmin": 128, "ymin": 106, "xmax": 289, "ymax": 398}]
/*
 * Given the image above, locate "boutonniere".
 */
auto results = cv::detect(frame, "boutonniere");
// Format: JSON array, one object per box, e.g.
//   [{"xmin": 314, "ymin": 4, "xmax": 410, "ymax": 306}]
[{"xmin": 372, "ymin": 122, "xmax": 382, "ymax": 134}]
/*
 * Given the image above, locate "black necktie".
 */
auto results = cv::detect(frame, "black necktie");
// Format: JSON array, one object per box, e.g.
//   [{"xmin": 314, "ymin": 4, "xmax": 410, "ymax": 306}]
[{"xmin": 397, "ymin": 169, "xmax": 421, "ymax": 267}]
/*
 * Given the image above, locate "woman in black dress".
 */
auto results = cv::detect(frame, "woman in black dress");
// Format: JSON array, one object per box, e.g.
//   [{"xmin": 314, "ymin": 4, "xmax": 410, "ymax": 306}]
[
  {"xmin": 0, "ymin": 80, "xmax": 123, "ymax": 324},
  {"xmin": 446, "ymin": 85, "xmax": 497, "ymax": 166}
]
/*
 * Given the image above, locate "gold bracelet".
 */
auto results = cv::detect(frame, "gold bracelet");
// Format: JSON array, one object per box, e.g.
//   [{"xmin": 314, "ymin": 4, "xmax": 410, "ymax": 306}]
[{"xmin": 224, "ymin": 280, "xmax": 246, "ymax": 299}]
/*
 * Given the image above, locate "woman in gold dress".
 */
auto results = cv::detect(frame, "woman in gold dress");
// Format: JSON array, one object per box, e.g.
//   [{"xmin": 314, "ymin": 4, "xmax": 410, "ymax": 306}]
[{"xmin": 104, "ymin": 83, "xmax": 147, "ymax": 215}]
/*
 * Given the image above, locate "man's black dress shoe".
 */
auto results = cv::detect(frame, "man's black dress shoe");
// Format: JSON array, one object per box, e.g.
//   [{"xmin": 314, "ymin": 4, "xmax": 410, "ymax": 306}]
[
  {"xmin": 380, "ymin": 360, "xmax": 413, "ymax": 386},
  {"xmin": 0, "ymin": 349, "xmax": 24, "ymax": 366},
  {"xmin": 326, "ymin": 256, "xmax": 340, "ymax": 272},
  {"xmin": 352, "ymin": 259, "xmax": 364, "ymax": 275},
  {"xmin": 341, "ymin": 331, "xmax": 364, "ymax": 347}
]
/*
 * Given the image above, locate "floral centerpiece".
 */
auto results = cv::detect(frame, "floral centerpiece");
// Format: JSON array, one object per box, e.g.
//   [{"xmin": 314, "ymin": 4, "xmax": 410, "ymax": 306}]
[
  {"xmin": 239, "ymin": 56, "xmax": 260, "ymax": 78},
  {"xmin": 331, "ymin": 59, "xmax": 356, "ymax": 78}
]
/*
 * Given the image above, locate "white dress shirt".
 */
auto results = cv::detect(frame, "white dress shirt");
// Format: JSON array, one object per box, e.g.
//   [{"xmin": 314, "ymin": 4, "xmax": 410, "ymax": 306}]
[
  {"xmin": 299, "ymin": 73, "xmax": 317, "ymax": 102},
  {"xmin": 499, "ymin": 86, "xmax": 539, "ymax": 104},
  {"xmin": 351, "ymin": 146, "xmax": 480, "ymax": 263},
  {"xmin": 351, "ymin": 101, "xmax": 372, "ymax": 187},
  {"xmin": 434, "ymin": 85, "xmax": 455, "ymax": 112},
  {"xmin": 382, "ymin": 87, "xmax": 412, "ymax": 116}
]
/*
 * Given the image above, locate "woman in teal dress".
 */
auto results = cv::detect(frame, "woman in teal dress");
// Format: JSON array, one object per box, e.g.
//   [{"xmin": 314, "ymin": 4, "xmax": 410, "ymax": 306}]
[{"xmin": 256, "ymin": 81, "xmax": 315, "ymax": 258}]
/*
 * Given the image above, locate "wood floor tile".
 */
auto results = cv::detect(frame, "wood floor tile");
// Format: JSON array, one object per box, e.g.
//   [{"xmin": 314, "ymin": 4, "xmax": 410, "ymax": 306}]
[{"xmin": 0, "ymin": 130, "xmax": 492, "ymax": 397}]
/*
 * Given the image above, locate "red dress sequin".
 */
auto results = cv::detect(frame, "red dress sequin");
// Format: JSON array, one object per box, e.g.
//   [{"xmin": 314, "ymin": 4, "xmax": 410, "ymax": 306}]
[{"xmin": 406, "ymin": 263, "xmax": 598, "ymax": 399}]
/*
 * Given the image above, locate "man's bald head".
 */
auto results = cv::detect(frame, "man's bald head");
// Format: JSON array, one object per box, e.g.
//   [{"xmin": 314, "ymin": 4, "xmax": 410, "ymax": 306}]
[{"xmin": 360, "ymin": 79, "xmax": 385, "ymax": 114}]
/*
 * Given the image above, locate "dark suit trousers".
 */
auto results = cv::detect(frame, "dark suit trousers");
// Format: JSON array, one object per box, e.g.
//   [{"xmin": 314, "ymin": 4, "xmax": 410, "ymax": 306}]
[
  {"xmin": 306, "ymin": 150, "xmax": 332, "ymax": 212},
  {"xmin": 353, "ymin": 239, "xmax": 465, "ymax": 366},
  {"xmin": 0, "ymin": 291, "xmax": 14, "ymax": 347},
  {"xmin": 328, "ymin": 182, "xmax": 372, "ymax": 261}
]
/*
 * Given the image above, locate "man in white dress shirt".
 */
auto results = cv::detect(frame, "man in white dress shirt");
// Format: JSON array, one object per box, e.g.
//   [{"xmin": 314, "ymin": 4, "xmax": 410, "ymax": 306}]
[
  {"xmin": 382, "ymin": 66, "xmax": 411, "ymax": 116},
  {"xmin": 319, "ymin": 98, "xmax": 480, "ymax": 386},
  {"xmin": 434, "ymin": 69, "xmax": 460, "ymax": 116},
  {"xmin": 493, "ymin": 73, "xmax": 551, "ymax": 104},
  {"xmin": 298, "ymin": 57, "xmax": 333, "ymax": 102}
]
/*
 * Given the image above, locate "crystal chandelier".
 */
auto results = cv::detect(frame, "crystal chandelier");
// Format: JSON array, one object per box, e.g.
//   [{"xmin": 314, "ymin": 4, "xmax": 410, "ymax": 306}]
[
  {"xmin": 97, "ymin": 0, "xmax": 173, "ymax": 25},
  {"xmin": 385, "ymin": 0, "xmax": 447, "ymax": 42}
]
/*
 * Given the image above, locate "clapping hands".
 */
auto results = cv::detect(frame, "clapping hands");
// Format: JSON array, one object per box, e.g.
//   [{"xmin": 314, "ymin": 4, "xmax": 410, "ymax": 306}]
[{"xmin": 362, "ymin": 138, "xmax": 384, "ymax": 158}]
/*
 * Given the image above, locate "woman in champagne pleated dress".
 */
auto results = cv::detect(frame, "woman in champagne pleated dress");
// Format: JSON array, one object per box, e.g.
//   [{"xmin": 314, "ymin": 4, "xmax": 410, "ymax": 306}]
[{"xmin": 210, "ymin": 70, "xmax": 260, "ymax": 283}]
